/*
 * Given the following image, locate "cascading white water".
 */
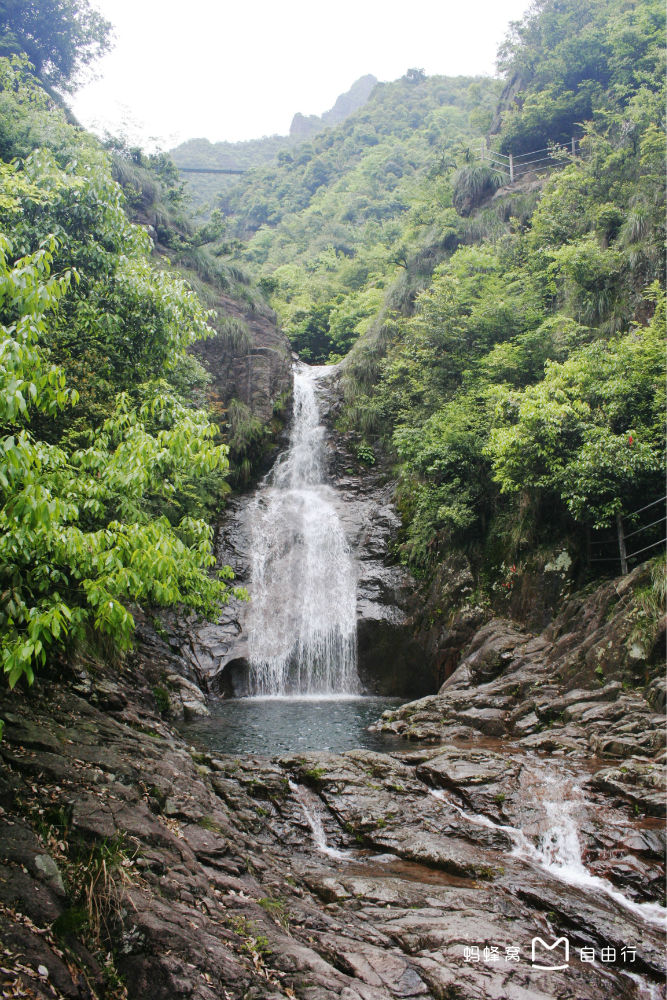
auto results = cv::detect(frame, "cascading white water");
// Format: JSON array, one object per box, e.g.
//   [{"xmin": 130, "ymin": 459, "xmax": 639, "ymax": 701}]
[
  {"xmin": 288, "ymin": 779, "xmax": 350, "ymax": 859},
  {"xmin": 246, "ymin": 365, "xmax": 359, "ymax": 696},
  {"xmin": 430, "ymin": 776, "xmax": 667, "ymax": 929}
]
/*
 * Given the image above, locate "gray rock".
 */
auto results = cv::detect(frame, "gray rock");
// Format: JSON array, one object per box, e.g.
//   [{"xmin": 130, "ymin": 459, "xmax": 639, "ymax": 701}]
[
  {"xmin": 191, "ymin": 294, "xmax": 291, "ymax": 426},
  {"xmin": 1, "ymin": 676, "xmax": 665, "ymax": 1000},
  {"xmin": 33, "ymin": 854, "xmax": 65, "ymax": 895},
  {"xmin": 591, "ymin": 759, "xmax": 666, "ymax": 816}
]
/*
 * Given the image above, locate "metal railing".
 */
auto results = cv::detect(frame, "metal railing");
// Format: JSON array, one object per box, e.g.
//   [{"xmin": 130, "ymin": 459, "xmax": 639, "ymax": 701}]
[
  {"xmin": 479, "ymin": 137, "xmax": 582, "ymax": 183},
  {"xmin": 589, "ymin": 496, "xmax": 666, "ymax": 574}
]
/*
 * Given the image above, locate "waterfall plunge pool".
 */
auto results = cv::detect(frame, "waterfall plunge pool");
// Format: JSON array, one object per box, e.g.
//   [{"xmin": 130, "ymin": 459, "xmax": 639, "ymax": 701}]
[
  {"xmin": 184, "ymin": 367, "xmax": 410, "ymax": 756},
  {"xmin": 178, "ymin": 696, "xmax": 407, "ymax": 756}
]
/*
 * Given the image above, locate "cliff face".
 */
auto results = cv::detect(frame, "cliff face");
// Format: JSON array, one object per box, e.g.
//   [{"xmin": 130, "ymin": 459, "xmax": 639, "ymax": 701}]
[
  {"xmin": 374, "ymin": 562, "xmax": 666, "ymax": 753},
  {"xmin": 190, "ymin": 292, "xmax": 292, "ymax": 424},
  {"xmin": 113, "ymin": 163, "xmax": 293, "ymax": 428},
  {"xmin": 321, "ymin": 74, "xmax": 378, "ymax": 125}
]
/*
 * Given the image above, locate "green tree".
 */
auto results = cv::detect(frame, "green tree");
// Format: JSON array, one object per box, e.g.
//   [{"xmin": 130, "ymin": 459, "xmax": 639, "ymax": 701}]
[
  {"xmin": 0, "ymin": 233, "xmax": 235, "ymax": 690},
  {"xmin": 487, "ymin": 290, "xmax": 665, "ymax": 527},
  {"xmin": 0, "ymin": 0, "xmax": 112, "ymax": 90},
  {"xmin": 496, "ymin": 0, "xmax": 665, "ymax": 153},
  {"xmin": 0, "ymin": 57, "xmax": 240, "ymax": 692}
]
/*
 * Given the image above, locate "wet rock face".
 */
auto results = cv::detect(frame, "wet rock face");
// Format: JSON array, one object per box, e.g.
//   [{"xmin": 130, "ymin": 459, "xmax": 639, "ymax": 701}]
[
  {"xmin": 319, "ymin": 371, "xmax": 432, "ymax": 695},
  {"xmin": 412, "ymin": 554, "xmax": 489, "ymax": 688},
  {"xmin": 329, "ymin": 470, "xmax": 432, "ymax": 696},
  {"xmin": 191, "ymin": 293, "xmax": 292, "ymax": 424},
  {"xmin": 373, "ymin": 567, "xmax": 666, "ymax": 788},
  {"xmin": 172, "ymin": 368, "xmax": 431, "ymax": 699},
  {"xmin": 1, "ymin": 663, "xmax": 664, "ymax": 1000},
  {"xmin": 356, "ymin": 618, "xmax": 432, "ymax": 696}
]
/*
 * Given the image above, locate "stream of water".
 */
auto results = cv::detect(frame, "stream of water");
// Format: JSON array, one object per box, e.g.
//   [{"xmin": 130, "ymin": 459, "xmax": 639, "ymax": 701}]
[
  {"xmin": 430, "ymin": 778, "xmax": 667, "ymax": 930},
  {"xmin": 288, "ymin": 778, "xmax": 352, "ymax": 859},
  {"xmin": 245, "ymin": 365, "xmax": 359, "ymax": 696}
]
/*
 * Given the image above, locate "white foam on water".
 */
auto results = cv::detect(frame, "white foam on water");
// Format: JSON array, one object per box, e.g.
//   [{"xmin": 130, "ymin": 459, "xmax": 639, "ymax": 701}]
[
  {"xmin": 247, "ymin": 366, "xmax": 359, "ymax": 696},
  {"xmin": 430, "ymin": 781, "xmax": 667, "ymax": 929},
  {"xmin": 622, "ymin": 970, "xmax": 666, "ymax": 1000},
  {"xmin": 289, "ymin": 779, "xmax": 351, "ymax": 860}
]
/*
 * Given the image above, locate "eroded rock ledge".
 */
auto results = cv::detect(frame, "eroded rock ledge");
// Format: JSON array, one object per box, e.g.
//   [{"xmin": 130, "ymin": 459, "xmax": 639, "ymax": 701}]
[
  {"xmin": 0, "ymin": 566, "xmax": 664, "ymax": 1000},
  {"xmin": 372, "ymin": 564, "xmax": 666, "ymax": 784}
]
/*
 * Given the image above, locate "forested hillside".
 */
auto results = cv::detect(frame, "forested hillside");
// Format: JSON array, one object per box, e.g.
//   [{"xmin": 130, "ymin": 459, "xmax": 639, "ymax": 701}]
[
  {"xmin": 223, "ymin": 71, "xmax": 499, "ymax": 360},
  {"xmin": 0, "ymin": 49, "xmax": 254, "ymax": 697},
  {"xmin": 216, "ymin": 0, "xmax": 665, "ymax": 611},
  {"xmin": 170, "ymin": 75, "xmax": 378, "ymax": 214},
  {"xmin": 339, "ymin": 0, "xmax": 665, "ymax": 597}
]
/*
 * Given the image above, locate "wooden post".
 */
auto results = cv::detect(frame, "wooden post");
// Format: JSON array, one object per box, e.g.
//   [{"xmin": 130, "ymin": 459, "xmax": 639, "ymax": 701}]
[
  {"xmin": 616, "ymin": 511, "xmax": 628, "ymax": 575},
  {"xmin": 509, "ymin": 153, "xmax": 514, "ymax": 183},
  {"xmin": 571, "ymin": 136, "xmax": 576, "ymax": 157}
]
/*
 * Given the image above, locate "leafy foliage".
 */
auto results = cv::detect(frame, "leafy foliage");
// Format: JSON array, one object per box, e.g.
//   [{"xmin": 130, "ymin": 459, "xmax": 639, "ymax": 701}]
[
  {"xmin": 0, "ymin": 57, "xmax": 238, "ymax": 691},
  {"xmin": 330, "ymin": 0, "xmax": 666, "ymax": 582},
  {"xmin": 488, "ymin": 291, "xmax": 665, "ymax": 527},
  {"xmin": 2, "ymin": 0, "xmax": 665, "ymax": 689},
  {"xmin": 0, "ymin": 0, "xmax": 112, "ymax": 90},
  {"xmin": 496, "ymin": 0, "xmax": 665, "ymax": 153}
]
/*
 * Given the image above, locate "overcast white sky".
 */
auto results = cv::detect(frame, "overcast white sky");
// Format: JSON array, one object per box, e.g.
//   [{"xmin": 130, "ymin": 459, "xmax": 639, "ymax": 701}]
[{"xmin": 71, "ymin": 0, "xmax": 531, "ymax": 150}]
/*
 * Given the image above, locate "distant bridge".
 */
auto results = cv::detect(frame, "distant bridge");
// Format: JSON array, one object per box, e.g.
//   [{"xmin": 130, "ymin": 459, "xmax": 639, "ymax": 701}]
[{"xmin": 177, "ymin": 166, "xmax": 246, "ymax": 175}]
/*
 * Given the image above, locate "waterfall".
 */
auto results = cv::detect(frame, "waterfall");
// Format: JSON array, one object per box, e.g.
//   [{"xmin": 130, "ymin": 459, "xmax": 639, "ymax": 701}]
[
  {"xmin": 246, "ymin": 365, "xmax": 359, "ymax": 696},
  {"xmin": 430, "ymin": 780, "xmax": 667, "ymax": 929},
  {"xmin": 289, "ymin": 780, "xmax": 350, "ymax": 859}
]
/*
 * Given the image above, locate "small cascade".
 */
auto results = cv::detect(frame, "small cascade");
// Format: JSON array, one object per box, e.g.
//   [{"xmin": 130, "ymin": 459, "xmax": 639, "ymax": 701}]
[
  {"xmin": 520, "ymin": 775, "xmax": 666, "ymax": 927},
  {"xmin": 431, "ymin": 778, "xmax": 667, "ymax": 929},
  {"xmin": 289, "ymin": 780, "xmax": 350, "ymax": 859},
  {"xmin": 623, "ymin": 972, "xmax": 666, "ymax": 1000},
  {"xmin": 246, "ymin": 365, "xmax": 359, "ymax": 696},
  {"xmin": 532, "ymin": 777, "xmax": 584, "ymax": 869}
]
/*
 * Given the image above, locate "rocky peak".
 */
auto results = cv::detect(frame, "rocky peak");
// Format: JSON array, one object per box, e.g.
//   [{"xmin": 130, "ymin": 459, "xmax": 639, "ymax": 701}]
[{"xmin": 289, "ymin": 74, "xmax": 378, "ymax": 138}]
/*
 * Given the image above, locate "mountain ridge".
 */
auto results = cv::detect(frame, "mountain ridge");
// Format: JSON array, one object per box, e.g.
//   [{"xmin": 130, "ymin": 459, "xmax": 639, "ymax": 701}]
[
  {"xmin": 289, "ymin": 73, "xmax": 378, "ymax": 137},
  {"xmin": 170, "ymin": 74, "xmax": 379, "ymax": 209}
]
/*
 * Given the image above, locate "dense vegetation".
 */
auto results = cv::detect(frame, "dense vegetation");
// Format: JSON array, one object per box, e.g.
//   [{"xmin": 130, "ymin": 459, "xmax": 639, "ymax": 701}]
[
  {"xmin": 1, "ymin": 0, "xmax": 664, "ymax": 698},
  {"xmin": 495, "ymin": 0, "xmax": 666, "ymax": 153},
  {"xmin": 339, "ymin": 0, "xmax": 665, "ymax": 583},
  {"xmin": 171, "ymin": 134, "xmax": 294, "ymax": 217},
  {"xmin": 219, "ymin": 72, "xmax": 499, "ymax": 361},
  {"xmin": 0, "ymin": 53, "xmax": 246, "ymax": 697},
  {"xmin": 213, "ymin": 0, "xmax": 665, "ymax": 588}
]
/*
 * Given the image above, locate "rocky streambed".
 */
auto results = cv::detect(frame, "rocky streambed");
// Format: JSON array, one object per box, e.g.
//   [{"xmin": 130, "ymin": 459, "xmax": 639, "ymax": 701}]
[{"xmin": 0, "ymin": 564, "xmax": 665, "ymax": 1000}]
